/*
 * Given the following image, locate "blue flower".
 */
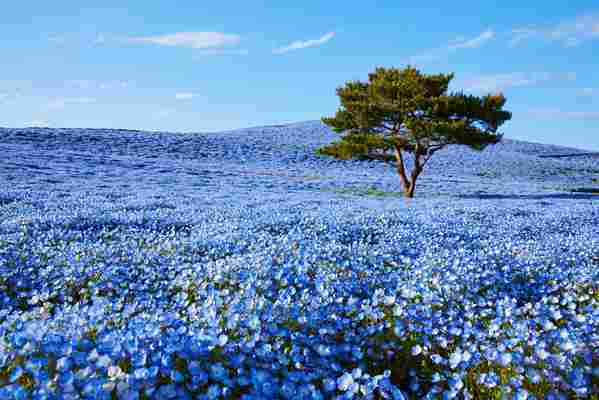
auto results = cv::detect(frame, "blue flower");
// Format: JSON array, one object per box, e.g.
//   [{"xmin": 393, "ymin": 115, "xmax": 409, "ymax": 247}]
[
  {"xmin": 411, "ymin": 345, "xmax": 422, "ymax": 356},
  {"xmin": 448, "ymin": 350, "xmax": 462, "ymax": 369},
  {"xmin": 1, "ymin": 122, "xmax": 598, "ymax": 399}
]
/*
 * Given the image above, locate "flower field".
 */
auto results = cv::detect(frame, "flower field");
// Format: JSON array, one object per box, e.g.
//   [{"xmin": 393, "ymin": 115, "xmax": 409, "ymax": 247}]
[{"xmin": 0, "ymin": 121, "xmax": 598, "ymax": 399}]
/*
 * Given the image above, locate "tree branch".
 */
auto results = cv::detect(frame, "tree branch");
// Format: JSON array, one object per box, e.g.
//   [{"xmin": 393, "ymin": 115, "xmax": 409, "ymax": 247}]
[{"xmin": 420, "ymin": 143, "xmax": 447, "ymax": 167}]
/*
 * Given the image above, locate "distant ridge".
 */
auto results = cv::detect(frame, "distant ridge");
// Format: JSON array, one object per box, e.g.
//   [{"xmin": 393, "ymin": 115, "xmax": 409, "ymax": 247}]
[
  {"xmin": 538, "ymin": 152, "xmax": 599, "ymax": 159},
  {"xmin": 1, "ymin": 120, "xmax": 597, "ymax": 154}
]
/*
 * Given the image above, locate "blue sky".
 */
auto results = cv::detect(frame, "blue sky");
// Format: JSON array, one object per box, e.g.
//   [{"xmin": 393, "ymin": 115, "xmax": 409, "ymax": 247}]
[{"xmin": 1, "ymin": 1, "xmax": 599, "ymax": 151}]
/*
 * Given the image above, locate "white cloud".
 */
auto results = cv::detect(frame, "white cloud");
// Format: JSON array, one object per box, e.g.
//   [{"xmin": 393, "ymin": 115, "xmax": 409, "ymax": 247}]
[
  {"xmin": 273, "ymin": 32, "xmax": 336, "ymax": 54},
  {"xmin": 410, "ymin": 29, "xmax": 495, "ymax": 64},
  {"xmin": 527, "ymin": 108, "xmax": 599, "ymax": 120},
  {"xmin": 511, "ymin": 14, "xmax": 599, "ymax": 47},
  {"xmin": 46, "ymin": 97, "xmax": 96, "ymax": 111},
  {"xmin": 447, "ymin": 29, "xmax": 495, "ymax": 50},
  {"xmin": 175, "ymin": 92, "xmax": 196, "ymax": 100},
  {"xmin": 126, "ymin": 32, "xmax": 241, "ymax": 49},
  {"xmin": 461, "ymin": 72, "xmax": 576, "ymax": 92},
  {"xmin": 508, "ymin": 29, "xmax": 535, "ymax": 47}
]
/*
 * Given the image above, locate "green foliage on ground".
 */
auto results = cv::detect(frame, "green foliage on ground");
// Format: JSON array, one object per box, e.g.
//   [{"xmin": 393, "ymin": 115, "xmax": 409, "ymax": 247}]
[{"xmin": 331, "ymin": 186, "xmax": 405, "ymax": 198}]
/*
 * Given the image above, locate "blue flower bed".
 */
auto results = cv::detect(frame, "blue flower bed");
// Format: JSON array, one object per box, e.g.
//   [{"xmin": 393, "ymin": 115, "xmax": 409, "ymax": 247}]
[{"xmin": 0, "ymin": 122, "xmax": 598, "ymax": 399}]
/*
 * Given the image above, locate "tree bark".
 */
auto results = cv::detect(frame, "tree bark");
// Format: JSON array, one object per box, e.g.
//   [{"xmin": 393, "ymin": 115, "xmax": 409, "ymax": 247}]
[
  {"xmin": 405, "ymin": 145, "xmax": 424, "ymax": 198},
  {"xmin": 406, "ymin": 183, "xmax": 416, "ymax": 198},
  {"xmin": 393, "ymin": 144, "xmax": 426, "ymax": 198},
  {"xmin": 407, "ymin": 167, "xmax": 420, "ymax": 198},
  {"xmin": 393, "ymin": 146, "xmax": 411, "ymax": 194}
]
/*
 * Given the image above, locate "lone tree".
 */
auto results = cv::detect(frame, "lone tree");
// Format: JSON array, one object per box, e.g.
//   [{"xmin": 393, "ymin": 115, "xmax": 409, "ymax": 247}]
[{"xmin": 319, "ymin": 66, "xmax": 512, "ymax": 197}]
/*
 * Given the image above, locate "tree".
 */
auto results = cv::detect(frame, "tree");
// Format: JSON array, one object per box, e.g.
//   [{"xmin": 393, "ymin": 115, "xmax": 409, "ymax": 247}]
[{"xmin": 319, "ymin": 66, "xmax": 512, "ymax": 198}]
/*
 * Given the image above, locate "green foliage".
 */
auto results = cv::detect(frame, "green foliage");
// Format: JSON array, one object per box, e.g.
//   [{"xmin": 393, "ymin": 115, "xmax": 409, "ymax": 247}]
[
  {"xmin": 118, "ymin": 356, "xmax": 133, "ymax": 373},
  {"xmin": 316, "ymin": 143, "xmax": 395, "ymax": 162},
  {"xmin": 317, "ymin": 132, "xmax": 397, "ymax": 161},
  {"xmin": 302, "ymin": 175, "xmax": 324, "ymax": 181},
  {"xmin": 320, "ymin": 66, "xmax": 512, "ymax": 197},
  {"xmin": 332, "ymin": 187, "xmax": 404, "ymax": 198},
  {"xmin": 322, "ymin": 66, "xmax": 510, "ymax": 153}
]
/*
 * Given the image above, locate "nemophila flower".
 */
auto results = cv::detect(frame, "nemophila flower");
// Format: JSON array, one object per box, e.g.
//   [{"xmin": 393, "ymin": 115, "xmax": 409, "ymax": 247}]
[
  {"xmin": 535, "ymin": 347, "xmax": 549, "ymax": 360},
  {"xmin": 431, "ymin": 372, "xmax": 443, "ymax": 383},
  {"xmin": 443, "ymin": 389, "xmax": 459, "ymax": 399},
  {"xmin": 568, "ymin": 368, "xmax": 589, "ymax": 389},
  {"xmin": 512, "ymin": 389, "xmax": 530, "ymax": 400},
  {"xmin": 411, "ymin": 345, "xmax": 422, "ymax": 356},
  {"xmin": 96, "ymin": 354, "xmax": 112, "ymax": 369},
  {"xmin": 107, "ymin": 365, "xmax": 124, "ymax": 380},
  {"xmin": 323, "ymin": 378, "xmax": 336, "ymax": 392},
  {"xmin": 484, "ymin": 347, "xmax": 498, "ymax": 362},
  {"xmin": 156, "ymin": 383, "xmax": 178, "ymax": 399},
  {"xmin": 526, "ymin": 368, "xmax": 542, "ymax": 384},
  {"xmin": 0, "ymin": 123, "xmax": 598, "ymax": 398},
  {"xmin": 9, "ymin": 366, "xmax": 24, "ymax": 382},
  {"xmin": 389, "ymin": 385, "xmax": 408, "ymax": 400},
  {"xmin": 448, "ymin": 350, "xmax": 462, "ymax": 369},
  {"xmin": 498, "ymin": 351, "xmax": 512, "ymax": 367},
  {"xmin": 430, "ymin": 353, "xmax": 444, "ymax": 365}
]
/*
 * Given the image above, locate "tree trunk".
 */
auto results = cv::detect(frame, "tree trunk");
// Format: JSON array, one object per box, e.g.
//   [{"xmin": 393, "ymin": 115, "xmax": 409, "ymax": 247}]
[
  {"xmin": 406, "ymin": 169, "xmax": 420, "ymax": 198},
  {"xmin": 405, "ymin": 153, "xmax": 423, "ymax": 198},
  {"xmin": 394, "ymin": 145, "xmax": 424, "ymax": 198},
  {"xmin": 393, "ymin": 146, "xmax": 411, "ymax": 194}
]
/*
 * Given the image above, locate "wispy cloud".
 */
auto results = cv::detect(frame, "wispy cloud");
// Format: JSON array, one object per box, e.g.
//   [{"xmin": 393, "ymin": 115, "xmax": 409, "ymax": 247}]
[
  {"xmin": 175, "ymin": 92, "xmax": 197, "ymax": 100},
  {"xmin": 273, "ymin": 32, "xmax": 336, "ymax": 54},
  {"xmin": 410, "ymin": 29, "xmax": 495, "ymax": 63},
  {"xmin": 461, "ymin": 72, "xmax": 576, "ymax": 93},
  {"xmin": 47, "ymin": 33, "xmax": 111, "ymax": 47},
  {"xmin": 45, "ymin": 97, "xmax": 96, "ymax": 111},
  {"xmin": 447, "ymin": 29, "xmax": 496, "ymax": 50},
  {"xmin": 125, "ymin": 32, "xmax": 241, "ymax": 49},
  {"xmin": 527, "ymin": 108, "xmax": 599, "ymax": 120},
  {"xmin": 510, "ymin": 14, "xmax": 599, "ymax": 47}
]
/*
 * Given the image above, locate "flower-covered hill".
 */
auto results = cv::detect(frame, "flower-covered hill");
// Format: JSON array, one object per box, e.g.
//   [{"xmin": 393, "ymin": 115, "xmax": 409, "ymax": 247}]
[
  {"xmin": 1, "ymin": 121, "xmax": 597, "ymax": 201},
  {"xmin": 0, "ymin": 122, "xmax": 598, "ymax": 399}
]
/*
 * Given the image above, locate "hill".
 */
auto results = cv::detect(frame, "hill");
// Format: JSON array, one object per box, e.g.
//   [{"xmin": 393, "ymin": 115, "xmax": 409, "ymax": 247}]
[
  {"xmin": 0, "ymin": 122, "xmax": 598, "ymax": 399},
  {"xmin": 1, "ymin": 121, "xmax": 597, "ymax": 202}
]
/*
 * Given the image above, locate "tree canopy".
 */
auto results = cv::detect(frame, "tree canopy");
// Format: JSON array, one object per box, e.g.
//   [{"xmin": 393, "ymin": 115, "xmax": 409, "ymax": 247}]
[{"xmin": 319, "ymin": 66, "xmax": 512, "ymax": 197}]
